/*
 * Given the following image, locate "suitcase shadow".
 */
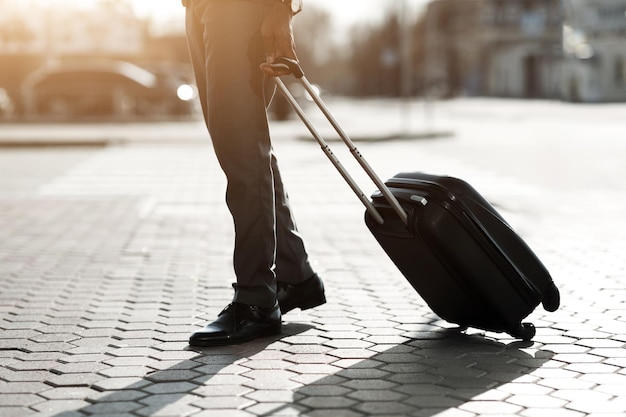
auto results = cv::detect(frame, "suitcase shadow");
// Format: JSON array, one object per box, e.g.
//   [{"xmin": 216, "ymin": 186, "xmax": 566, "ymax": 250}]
[{"xmin": 262, "ymin": 329, "xmax": 554, "ymax": 416}]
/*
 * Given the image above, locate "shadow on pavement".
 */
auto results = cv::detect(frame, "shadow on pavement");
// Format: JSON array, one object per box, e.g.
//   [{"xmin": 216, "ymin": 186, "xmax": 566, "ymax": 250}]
[
  {"xmin": 50, "ymin": 322, "xmax": 313, "ymax": 417},
  {"xmin": 50, "ymin": 326, "xmax": 553, "ymax": 417},
  {"xmin": 263, "ymin": 330, "xmax": 554, "ymax": 417}
]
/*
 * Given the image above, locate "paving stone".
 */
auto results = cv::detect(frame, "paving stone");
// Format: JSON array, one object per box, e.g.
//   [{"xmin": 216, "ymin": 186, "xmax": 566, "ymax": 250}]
[
  {"xmin": 141, "ymin": 381, "xmax": 199, "ymax": 395},
  {"xmin": 192, "ymin": 396, "xmax": 254, "ymax": 410},
  {"xmin": 554, "ymin": 353, "xmax": 607, "ymax": 364},
  {"xmin": 194, "ymin": 384, "xmax": 253, "ymax": 398},
  {"xmin": 459, "ymin": 400, "xmax": 523, "ymax": 415},
  {"xmin": 193, "ymin": 374, "xmax": 251, "ymax": 387},
  {"xmin": 87, "ymin": 389, "xmax": 147, "ymax": 402},
  {"xmin": 566, "ymin": 397, "xmax": 626, "ymax": 414},
  {"xmin": 0, "ymin": 368, "xmax": 54, "ymax": 383},
  {"xmin": 564, "ymin": 362, "xmax": 621, "ymax": 374},
  {"xmin": 280, "ymin": 345, "xmax": 332, "ymax": 355},
  {"xmin": 193, "ymin": 363, "xmax": 249, "ymax": 375},
  {"xmin": 506, "ymin": 394, "xmax": 569, "ymax": 408},
  {"xmin": 0, "ymin": 381, "xmax": 50, "ymax": 394},
  {"xmin": 424, "ymin": 409, "xmax": 476, "ymax": 417},
  {"xmin": 538, "ymin": 378, "xmax": 596, "ymax": 390},
  {"xmin": 363, "ymin": 335, "xmax": 411, "ymax": 344},
  {"xmin": 145, "ymin": 369, "xmax": 202, "ymax": 382},
  {"xmin": 137, "ymin": 403, "xmax": 201, "ymax": 417},
  {"xmin": 98, "ymin": 365, "xmax": 152, "ymax": 378},
  {"xmin": 342, "ymin": 378, "xmax": 397, "ymax": 391},
  {"xmin": 326, "ymin": 349, "xmax": 376, "ymax": 360},
  {"xmin": 239, "ymin": 359, "xmax": 293, "ymax": 371},
  {"xmin": 0, "ymin": 407, "xmax": 34, "ymax": 417},
  {"xmin": 103, "ymin": 356, "xmax": 160, "ymax": 367},
  {"xmin": 193, "ymin": 410, "xmax": 256, "ymax": 417},
  {"xmin": 242, "ymin": 370, "xmax": 302, "ymax": 391},
  {"xmin": 92, "ymin": 377, "xmax": 151, "ymax": 391},
  {"xmin": 355, "ymin": 400, "xmax": 419, "ymax": 415},
  {"xmin": 30, "ymin": 399, "xmax": 91, "ymax": 414},
  {"xmin": 21, "ymin": 342, "xmax": 76, "ymax": 353},
  {"xmin": 529, "ymin": 368, "xmax": 582, "ymax": 379},
  {"xmin": 589, "ymin": 348, "xmax": 626, "ymax": 359},
  {"xmin": 0, "ymin": 393, "xmax": 44, "ymax": 407},
  {"xmin": 283, "ymin": 354, "xmax": 336, "ymax": 365},
  {"xmin": 57, "ymin": 353, "xmax": 109, "ymax": 363},
  {"xmin": 6, "ymin": 360, "xmax": 60, "ymax": 371},
  {"xmin": 0, "ymin": 330, "xmax": 42, "ymax": 339},
  {"xmin": 347, "ymin": 389, "xmax": 406, "ymax": 402},
  {"xmin": 552, "ymin": 390, "xmax": 613, "ymax": 403},
  {"xmin": 108, "ymin": 347, "xmax": 160, "ymax": 357},
  {"xmin": 139, "ymin": 393, "xmax": 202, "ymax": 409},
  {"xmin": 299, "ymin": 395, "xmax": 358, "ymax": 409},
  {"xmin": 521, "ymin": 409, "xmax": 585, "ymax": 417},
  {"xmin": 81, "ymin": 401, "xmax": 143, "ymax": 414},
  {"xmin": 497, "ymin": 383, "xmax": 554, "ymax": 396},
  {"xmin": 287, "ymin": 363, "xmax": 342, "ymax": 374},
  {"xmin": 149, "ymin": 350, "xmax": 200, "ymax": 361},
  {"xmin": 52, "ymin": 361, "xmax": 111, "ymax": 374},
  {"xmin": 242, "ymin": 402, "xmax": 305, "ymax": 417},
  {"xmin": 40, "ymin": 387, "xmax": 100, "ymax": 400}
]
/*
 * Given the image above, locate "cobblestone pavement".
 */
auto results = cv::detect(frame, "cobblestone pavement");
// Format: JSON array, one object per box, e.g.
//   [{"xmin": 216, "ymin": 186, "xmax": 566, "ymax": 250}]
[{"xmin": 1, "ymin": 99, "xmax": 625, "ymax": 417}]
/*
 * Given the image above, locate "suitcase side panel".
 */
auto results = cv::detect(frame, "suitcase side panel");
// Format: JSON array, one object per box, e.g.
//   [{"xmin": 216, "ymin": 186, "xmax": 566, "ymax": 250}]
[
  {"xmin": 366, "ymin": 204, "xmax": 495, "ymax": 328},
  {"xmin": 366, "ymin": 180, "xmax": 546, "ymax": 334},
  {"xmin": 388, "ymin": 172, "xmax": 554, "ymax": 296},
  {"xmin": 416, "ymin": 200, "xmax": 538, "ymax": 327}
]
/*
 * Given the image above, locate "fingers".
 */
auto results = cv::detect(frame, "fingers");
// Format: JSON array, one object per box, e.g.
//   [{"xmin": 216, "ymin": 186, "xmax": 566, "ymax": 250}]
[
  {"xmin": 260, "ymin": 3, "xmax": 298, "ymax": 77},
  {"xmin": 261, "ymin": 37, "xmax": 298, "ymax": 77},
  {"xmin": 260, "ymin": 62, "xmax": 291, "ymax": 77}
]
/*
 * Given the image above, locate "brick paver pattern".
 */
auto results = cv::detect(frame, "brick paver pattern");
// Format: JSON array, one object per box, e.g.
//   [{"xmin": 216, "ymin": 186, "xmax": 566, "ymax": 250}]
[{"xmin": 1, "ymin": 99, "xmax": 625, "ymax": 417}]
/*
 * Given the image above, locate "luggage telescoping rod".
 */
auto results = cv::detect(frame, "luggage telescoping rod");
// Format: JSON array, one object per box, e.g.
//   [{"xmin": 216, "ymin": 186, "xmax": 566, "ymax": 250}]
[
  {"xmin": 273, "ymin": 77, "xmax": 384, "ymax": 225},
  {"xmin": 272, "ymin": 59, "xmax": 408, "ymax": 226}
]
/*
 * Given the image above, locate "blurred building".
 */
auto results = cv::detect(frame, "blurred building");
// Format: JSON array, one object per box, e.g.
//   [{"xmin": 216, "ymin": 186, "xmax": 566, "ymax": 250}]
[
  {"xmin": 561, "ymin": 0, "xmax": 626, "ymax": 102},
  {"xmin": 422, "ymin": 0, "xmax": 563, "ymax": 99}
]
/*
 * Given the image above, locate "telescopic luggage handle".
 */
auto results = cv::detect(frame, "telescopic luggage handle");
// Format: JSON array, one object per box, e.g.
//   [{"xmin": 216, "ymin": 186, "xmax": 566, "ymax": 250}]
[{"xmin": 272, "ymin": 58, "xmax": 408, "ymax": 226}]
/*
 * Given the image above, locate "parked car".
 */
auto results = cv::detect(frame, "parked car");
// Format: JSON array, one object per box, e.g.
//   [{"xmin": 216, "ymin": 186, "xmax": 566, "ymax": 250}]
[{"xmin": 22, "ymin": 60, "xmax": 198, "ymax": 119}]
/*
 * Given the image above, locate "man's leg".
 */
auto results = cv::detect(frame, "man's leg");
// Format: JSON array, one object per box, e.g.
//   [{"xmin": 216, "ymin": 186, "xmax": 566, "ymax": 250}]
[
  {"xmin": 188, "ymin": 0, "xmax": 276, "ymax": 308},
  {"xmin": 271, "ymin": 150, "xmax": 326, "ymax": 314},
  {"xmin": 185, "ymin": 0, "xmax": 282, "ymax": 347},
  {"xmin": 270, "ymin": 150, "xmax": 314, "ymax": 282},
  {"xmin": 185, "ymin": 0, "xmax": 325, "ymax": 346}
]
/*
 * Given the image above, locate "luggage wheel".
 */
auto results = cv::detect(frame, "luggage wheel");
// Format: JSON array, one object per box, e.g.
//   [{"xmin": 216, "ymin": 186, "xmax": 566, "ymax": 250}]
[
  {"xmin": 512, "ymin": 322, "xmax": 536, "ymax": 341},
  {"xmin": 541, "ymin": 282, "xmax": 561, "ymax": 312}
]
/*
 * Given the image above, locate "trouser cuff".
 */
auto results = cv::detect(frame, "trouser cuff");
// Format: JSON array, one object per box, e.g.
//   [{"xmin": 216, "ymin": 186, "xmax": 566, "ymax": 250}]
[{"xmin": 232, "ymin": 283, "xmax": 276, "ymax": 308}]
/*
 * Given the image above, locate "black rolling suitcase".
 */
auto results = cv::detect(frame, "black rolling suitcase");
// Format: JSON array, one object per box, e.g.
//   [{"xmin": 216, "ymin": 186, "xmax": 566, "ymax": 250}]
[{"xmin": 274, "ymin": 59, "xmax": 560, "ymax": 340}]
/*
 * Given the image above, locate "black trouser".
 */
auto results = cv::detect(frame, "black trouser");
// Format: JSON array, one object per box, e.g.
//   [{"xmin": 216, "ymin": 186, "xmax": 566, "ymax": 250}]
[{"xmin": 185, "ymin": 0, "xmax": 314, "ymax": 307}]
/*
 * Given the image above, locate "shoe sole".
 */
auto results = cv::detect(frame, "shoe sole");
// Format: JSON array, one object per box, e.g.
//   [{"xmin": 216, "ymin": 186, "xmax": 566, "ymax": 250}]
[
  {"xmin": 188, "ymin": 321, "xmax": 282, "ymax": 347},
  {"xmin": 281, "ymin": 294, "xmax": 326, "ymax": 315}
]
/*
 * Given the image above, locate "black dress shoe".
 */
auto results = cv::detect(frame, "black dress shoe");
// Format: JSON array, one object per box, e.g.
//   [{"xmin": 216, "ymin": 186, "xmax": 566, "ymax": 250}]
[
  {"xmin": 189, "ymin": 302, "xmax": 281, "ymax": 347},
  {"xmin": 277, "ymin": 273, "xmax": 326, "ymax": 314}
]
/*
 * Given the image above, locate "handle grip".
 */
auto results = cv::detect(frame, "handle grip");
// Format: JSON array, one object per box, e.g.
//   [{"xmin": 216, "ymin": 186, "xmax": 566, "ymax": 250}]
[{"xmin": 273, "ymin": 57, "xmax": 304, "ymax": 78}]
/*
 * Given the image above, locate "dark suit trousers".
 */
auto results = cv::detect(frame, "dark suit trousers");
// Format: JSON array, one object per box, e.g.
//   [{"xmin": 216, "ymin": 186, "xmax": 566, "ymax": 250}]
[{"xmin": 184, "ymin": 0, "xmax": 314, "ymax": 307}]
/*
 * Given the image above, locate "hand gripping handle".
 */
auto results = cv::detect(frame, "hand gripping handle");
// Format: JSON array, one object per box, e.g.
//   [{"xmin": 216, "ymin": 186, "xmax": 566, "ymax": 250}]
[
  {"xmin": 271, "ymin": 57, "xmax": 304, "ymax": 78},
  {"xmin": 273, "ymin": 58, "xmax": 408, "ymax": 226}
]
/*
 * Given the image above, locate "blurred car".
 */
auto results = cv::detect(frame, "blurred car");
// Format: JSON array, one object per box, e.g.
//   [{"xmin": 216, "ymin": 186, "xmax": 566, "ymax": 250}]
[{"xmin": 22, "ymin": 60, "xmax": 198, "ymax": 119}]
